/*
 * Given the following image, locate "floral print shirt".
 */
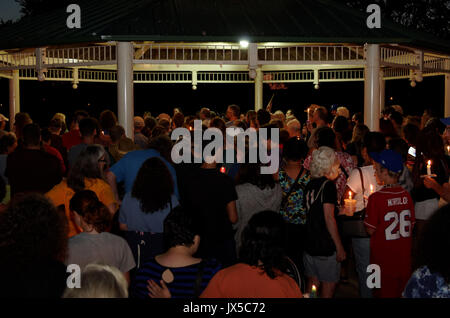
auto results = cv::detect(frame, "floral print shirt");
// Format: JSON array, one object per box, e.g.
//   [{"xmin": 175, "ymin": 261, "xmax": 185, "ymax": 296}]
[
  {"xmin": 403, "ymin": 266, "xmax": 450, "ymax": 298},
  {"xmin": 279, "ymin": 169, "xmax": 310, "ymax": 225}
]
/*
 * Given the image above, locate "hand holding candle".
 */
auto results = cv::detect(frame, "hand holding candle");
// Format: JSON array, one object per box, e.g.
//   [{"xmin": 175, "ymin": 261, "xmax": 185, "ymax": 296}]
[{"xmin": 344, "ymin": 191, "xmax": 356, "ymax": 216}]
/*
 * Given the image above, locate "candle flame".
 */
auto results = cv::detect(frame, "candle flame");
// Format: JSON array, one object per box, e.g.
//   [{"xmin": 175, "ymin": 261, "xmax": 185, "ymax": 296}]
[
  {"xmin": 312, "ymin": 285, "xmax": 317, "ymax": 292},
  {"xmin": 370, "ymin": 184, "xmax": 374, "ymax": 193},
  {"xmin": 349, "ymin": 191, "xmax": 352, "ymax": 200},
  {"xmin": 220, "ymin": 167, "xmax": 226, "ymax": 173},
  {"xmin": 427, "ymin": 160, "xmax": 431, "ymax": 167}
]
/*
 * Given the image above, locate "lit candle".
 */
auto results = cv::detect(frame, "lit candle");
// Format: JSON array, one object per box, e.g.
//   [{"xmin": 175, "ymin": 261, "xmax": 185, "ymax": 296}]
[
  {"xmin": 427, "ymin": 160, "xmax": 432, "ymax": 176},
  {"xmin": 311, "ymin": 285, "xmax": 317, "ymax": 298},
  {"xmin": 447, "ymin": 146, "xmax": 449, "ymax": 154},
  {"xmin": 220, "ymin": 167, "xmax": 226, "ymax": 174},
  {"xmin": 344, "ymin": 191, "xmax": 357, "ymax": 216},
  {"xmin": 370, "ymin": 184, "xmax": 374, "ymax": 194}
]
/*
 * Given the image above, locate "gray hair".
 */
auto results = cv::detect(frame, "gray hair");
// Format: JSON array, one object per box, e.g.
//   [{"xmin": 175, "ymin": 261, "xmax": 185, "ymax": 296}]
[
  {"xmin": 63, "ymin": 264, "xmax": 128, "ymax": 298},
  {"xmin": 310, "ymin": 146, "xmax": 337, "ymax": 178}
]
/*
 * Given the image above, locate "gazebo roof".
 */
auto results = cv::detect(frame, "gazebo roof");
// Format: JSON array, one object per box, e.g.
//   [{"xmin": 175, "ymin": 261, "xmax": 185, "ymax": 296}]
[{"xmin": 1, "ymin": 0, "xmax": 450, "ymax": 54}]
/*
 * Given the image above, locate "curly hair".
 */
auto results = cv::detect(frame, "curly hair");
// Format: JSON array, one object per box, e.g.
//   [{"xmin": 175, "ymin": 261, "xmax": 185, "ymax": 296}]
[
  {"xmin": 132, "ymin": 157, "xmax": 174, "ymax": 213},
  {"xmin": 67, "ymin": 144, "xmax": 107, "ymax": 192},
  {"xmin": 69, "ymin": 190, "xmax": 111, "ymax": 233},
  {"xmin": 163, "ymin": 206, "xmax": 200, "ymax": 249},
  {"xmin": 239, "ymin": 210, "xmax": 288, "ymax": 279},
  {"xmin": 415, "ymin": 204, "xmax": 450, "ymax": 283},
  {"xmin": 0, "ymin": 194, "xmax": 68, "ymax": 269},
  {"xmin": 310, "ymin": 146, "xmax": 337, "ymax": 179}
]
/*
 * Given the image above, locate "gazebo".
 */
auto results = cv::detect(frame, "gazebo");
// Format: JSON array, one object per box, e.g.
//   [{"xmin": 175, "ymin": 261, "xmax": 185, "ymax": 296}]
[{"xmin": 1, "ymin": 0, "xmax": 449, "ymax": 137}]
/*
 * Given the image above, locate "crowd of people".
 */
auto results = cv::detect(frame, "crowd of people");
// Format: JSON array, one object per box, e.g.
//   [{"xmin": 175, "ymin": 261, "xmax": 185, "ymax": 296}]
[{"xmin": 0, "ymin": 102, "xmax": 449, "ymax": 299}]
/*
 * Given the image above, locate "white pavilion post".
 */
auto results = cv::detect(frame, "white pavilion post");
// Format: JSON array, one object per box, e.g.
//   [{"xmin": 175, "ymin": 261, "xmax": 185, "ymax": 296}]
[
  {"xmin": 445, "ymin": 74, "xmax": 450, "ymax": 118},
  {"xmin": 9, "ymin": 70, "xmax": 20, "ymax": 130},
  {"xmin": 255, "ymin": 68, "xmax": 263, "ymax": 111},
  {"xmin": 364, "ymin": 44, "xmax": 381, "ymax": 132},
  {"xmin": 379, "ymin": 69, "xmax": 385, "ymax": 112},
  {"xmin": 117, "ymin": 42, "xmax": 134, "ymax": 140}
]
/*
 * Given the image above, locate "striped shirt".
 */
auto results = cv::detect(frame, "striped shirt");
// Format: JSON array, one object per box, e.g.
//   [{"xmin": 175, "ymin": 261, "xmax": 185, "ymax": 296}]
[{"xmin": 131, "ymin": 258, "xmax": 222, "ymax": 298}]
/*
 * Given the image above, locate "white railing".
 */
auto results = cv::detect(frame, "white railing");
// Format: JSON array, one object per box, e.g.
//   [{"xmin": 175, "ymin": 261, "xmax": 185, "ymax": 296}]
[
  {"xmin": 134, "ymin": 44, "xmax": 248, "ymax": 64},
  {"xmin": 320, "ymin": 69, "xmax": 364, "ymax": 81},
  {"xmin": 381, "ymin": 47, "xmax": 418, "ymax": 68},
  {"xmin": 197, "ymin": 72, "xmax": 252, "ymax": 83},
  {"xmin": 79, "ymin": 69, "xmax": 116, "ymax": 82},
  {"xmin": 263, "ymin": 71, "xmax": 314, "ymax": 82},
  {"xmin": 45, "ymin": 45, "xmax": 116, "ymax": 67},
  {"xmin": 0, "ymin": 51, "xmax": 36, "ymax": 69},
  {"xmin": 258, "ymin": 45, "xmax": 364, "ymax": 64},
  {"xmin": 134, "ymin": 72, "xmax": 191, "ymax": 83}
]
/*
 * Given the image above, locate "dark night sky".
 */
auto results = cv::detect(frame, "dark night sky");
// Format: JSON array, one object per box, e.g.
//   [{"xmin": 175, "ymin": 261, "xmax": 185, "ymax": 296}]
[{"xmin": 0, "ymin": 75, "xmax": 445, "ymax": 129}]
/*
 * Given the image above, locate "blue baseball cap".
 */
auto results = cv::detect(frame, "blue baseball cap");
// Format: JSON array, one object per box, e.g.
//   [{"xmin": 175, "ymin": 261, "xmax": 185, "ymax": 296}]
[
  {"xmin": 440, "ymin": 117, "xmax": 450, "ymax": 126},
  {"xmin": 369, "ymin": 150, "xmax": 403, "ymax": 174}
]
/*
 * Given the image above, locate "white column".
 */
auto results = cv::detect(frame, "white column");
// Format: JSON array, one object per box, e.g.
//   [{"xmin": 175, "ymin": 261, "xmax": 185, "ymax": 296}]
[
  {"xmin": 254, "ymin": 68, "xmax": 263, "ymax": 111},
  {"xmin": 445, "ymin": 74, "xmax": 450, "ymax": 118},
  {"xmin": 117, "ymin": 42, "xmax": 134, "ymax": 140},
  {"xmin": 364, "ymin": 44, "xmax": 381, "ymax": 132},
  {"xmin": 379, "ymin": 69, "xmax": 385, "ymax": 112},
  {"xmin": 9, "ymin": 70, "xmax": 20, "ymax": 130}
]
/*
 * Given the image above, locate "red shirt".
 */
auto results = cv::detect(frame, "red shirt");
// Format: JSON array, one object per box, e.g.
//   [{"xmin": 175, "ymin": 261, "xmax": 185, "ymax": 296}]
[
  {"xmin": 62, "ymin": 129, "xmax": 82, "ymax": 150},
  {"xmin": 44, "ymin": 144, "xmax": 66, "ymax": 174},
  {"xmin": 365, "ymin": 186, "xmax": 415, "ymax": 275}
]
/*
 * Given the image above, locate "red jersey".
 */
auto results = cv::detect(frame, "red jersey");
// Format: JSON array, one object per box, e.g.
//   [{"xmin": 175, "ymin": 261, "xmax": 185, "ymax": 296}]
[
  {"xmin": 62, "ymin": 129, "xmax": 82, "ymax": 150},
  {"xmin": 365, "ymin": 186, "xmax": 415, "ymax": 275}
]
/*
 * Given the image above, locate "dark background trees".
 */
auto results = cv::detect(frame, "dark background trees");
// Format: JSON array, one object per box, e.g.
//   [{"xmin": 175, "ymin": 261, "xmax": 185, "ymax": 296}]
[{"xmin": 345, "ymin": 0, "xmax": 450, "ymax": 39}]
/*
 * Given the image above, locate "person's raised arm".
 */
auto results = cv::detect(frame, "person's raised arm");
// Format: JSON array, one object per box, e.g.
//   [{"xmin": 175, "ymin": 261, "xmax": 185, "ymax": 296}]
[
  {"xmin": 323, "ymin": 203, "xmax": 346, "ymax": 262},
  {"xmin": 423, "ymin": 176, "xmax": 450, "ymax": 202}
]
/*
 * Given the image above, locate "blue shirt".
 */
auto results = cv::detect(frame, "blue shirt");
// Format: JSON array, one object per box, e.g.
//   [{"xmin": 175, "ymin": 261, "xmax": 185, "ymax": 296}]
[
  {"xmin": 110, "ymin": 149, "xmax": 179, "ymax": 198},
  {"xmin": 119, "ymin": 192, "xmax": 179, "ymax": 233},
  {"xmin": 403, "ymin": 266, "xmax": 450, "ymax": 298}
]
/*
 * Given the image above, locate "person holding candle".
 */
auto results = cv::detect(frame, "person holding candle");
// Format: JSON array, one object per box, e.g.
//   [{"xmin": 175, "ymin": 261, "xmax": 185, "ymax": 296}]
[
  {"xmin": 303, "ymin": 146, "xmax": 346, "ymax": 298},
  {"xmin": 411, "ymin": 126, "xmax": 448, "ymax": 258},
  {"xmin": 342, "ymin": 132, "xmax": 386, "ymax": 298},
  {"xmin": 365, "ymin": 149, "xmax": 415, "ymax": 298}
]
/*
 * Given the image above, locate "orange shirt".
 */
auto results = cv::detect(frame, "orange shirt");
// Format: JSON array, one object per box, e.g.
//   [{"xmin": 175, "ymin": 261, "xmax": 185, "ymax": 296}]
[
  {"xmin": 46, "ymin": 178, "xmax": 117, "ymax": 237},
  {"xmin": 200, "ymin": 263, "xmax": 302, "ymax": 298}
]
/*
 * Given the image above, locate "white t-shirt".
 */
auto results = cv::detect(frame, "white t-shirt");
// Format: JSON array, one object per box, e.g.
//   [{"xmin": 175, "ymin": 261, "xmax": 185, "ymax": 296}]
[{"xmin": 346, "ymin": 165, "xmax": 380, "ymax": 212}]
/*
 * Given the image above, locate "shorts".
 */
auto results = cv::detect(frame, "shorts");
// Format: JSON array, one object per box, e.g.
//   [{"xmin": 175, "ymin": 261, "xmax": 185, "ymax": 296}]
[
  {"xmin": 415, "ymin": 198, "xmax": 438, "ymax": 220},
  {"xmin": 303, "ymin": 252, "xmax": 341, "ymax": 283}
]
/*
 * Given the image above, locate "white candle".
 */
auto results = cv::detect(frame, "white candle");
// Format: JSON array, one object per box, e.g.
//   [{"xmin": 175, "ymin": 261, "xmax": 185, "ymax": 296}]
[{"xmin": 427, "ymin": 160, "xmax": 432, "ymax": 176}]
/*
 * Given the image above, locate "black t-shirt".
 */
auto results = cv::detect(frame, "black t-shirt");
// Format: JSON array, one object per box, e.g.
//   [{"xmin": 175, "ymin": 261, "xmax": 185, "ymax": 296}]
[
  {"xmin": 303, "ymin": 177, "xmax": 338, "ymax": 257},
  {"xmin": 5, "ymin": 148, "xmax": 63, "ymax": 197},
  {"xmin": 176, "ymin": 164, "xmax": 238, "ymax": 257}
]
